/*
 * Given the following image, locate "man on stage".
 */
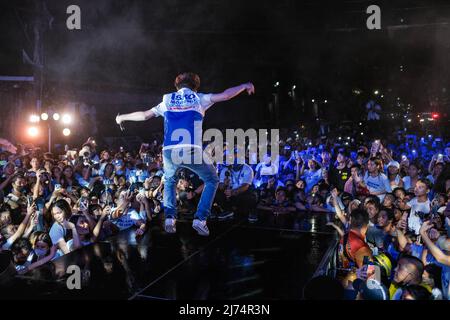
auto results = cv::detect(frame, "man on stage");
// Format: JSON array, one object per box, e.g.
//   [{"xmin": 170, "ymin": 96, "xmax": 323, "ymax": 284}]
[{"xmin": 116, "ymin": 73, "xmax": 255, "ymax": 236}]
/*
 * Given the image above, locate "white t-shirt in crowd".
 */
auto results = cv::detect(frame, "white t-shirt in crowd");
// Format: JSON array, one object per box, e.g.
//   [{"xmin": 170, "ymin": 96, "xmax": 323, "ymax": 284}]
[
  {"xmin": 219, "ymin": 164, "xmax": 254, "ymax": 190},
  {"xmin": 402, "ymin": 176, "xmax": 417, "ymax": 191},
  {"xmin": 389, "ymin": 175, "xmax": 402, "ymax": 190},
  {"xmin": 407, "ymin": 197, "xmax": 431, "ymax": 235},
  {"xmin": 67, "ymin": 239, "xmax": 92, "ymax": 250},
  {"xmin": 363, "ymin": 172, "xmax": 392, "ymax": 201},
  {"xmin": 111, "ymin": 208, "xmax": 146, "ymax": 231},
  {"xmin": 255, "ymin": 162, "xmax": 278, "ymax": 177}
]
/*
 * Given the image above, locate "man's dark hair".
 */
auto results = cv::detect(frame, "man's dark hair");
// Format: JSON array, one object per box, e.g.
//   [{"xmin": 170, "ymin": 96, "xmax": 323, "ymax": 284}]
[
  {"xmin": 424, "ymin": 264, "xmax": 442, "ymax": 290},
  {"xmin": 399, "ymin": 254, "xmax": 424, "ymax": 281},
  {"xmin": 417, "ymin": 178, "xmax": 432, "ymax": 191},
  {"xmin": 365, "ymin": 197, "xmax": 381, "ymax": 210},
  {"xmin": 409, "ymin": 159, "xmax": 423, "ymax": 173},
  {"xmin": 403, "ymin": 284, "xmax": 431, "ymax": 300},
  {"xmin": 43, "ymin": 152, "xmax": 54, "ymax": 160},
  {"xmin": 392, "ymin": 187, "xmax": 406, "ymax": 196},
  {"xmin": 350, "ymin": 208, "xmax": 369, "ymax": 229},
  {"xmin": 88, "ymin": 204, "xmax": 102, "ymax": 216},
  {"xmin": 318, "ymin": 182, "xmax": 330, "ymax": 192},
  {"xmin": 336, "ymin": 148, "xmax": 349, "ymax": 158},
  {"xmin": 368, "ymin": 157, "xmax": 383, "ymax": 171},
  {"xmin": 11, "ymin": 174, "xmax": 25, "ymax": 184},
  {"xmin": 11, "ymin": 238, "xmax": 32, "ymax": 255},
  {"xmin": 174, "ymin": 72, "xmax": 200, "ymax": 91},
  {"xmin": 275, "ymin": 186, "xmax": 287, "ymax": 194},
  {"xmin": 357, "ymin": 151, "xmax": 366, "ymax": 158},
  {"xmin": 380, "ymin": 207, "xmax": 395, "ymax": 221}
]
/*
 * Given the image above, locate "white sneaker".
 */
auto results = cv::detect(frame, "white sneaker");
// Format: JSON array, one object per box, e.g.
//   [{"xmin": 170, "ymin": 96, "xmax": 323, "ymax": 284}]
[
  {"xmin": 192, "ymin": 219, "xmax": 210, "ymax": 236},
  {"xmin": 164, "ymin": 218, "xmax": 177, "ymax": 233}
]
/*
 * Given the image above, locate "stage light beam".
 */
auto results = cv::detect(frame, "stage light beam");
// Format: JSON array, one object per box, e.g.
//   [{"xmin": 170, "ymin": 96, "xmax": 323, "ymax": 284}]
[
  {"xmin": 29, "ymin": 115, "xmax": 40, "ymax": 123},
  {"xmin": 63, "ymin": 128, "xmax": 71, "ymax": 136},
  {"xmin": 28, "ymin": 127, "xmax": 39, "ymax": 137},
  {"xmin": 62, "ymin": 114, "xmax": 72, "ymax": 124}
]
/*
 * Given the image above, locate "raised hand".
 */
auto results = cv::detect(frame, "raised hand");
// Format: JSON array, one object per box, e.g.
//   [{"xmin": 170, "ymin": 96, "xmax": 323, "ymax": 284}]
[
  {"xmin": 397, "ymin": 216, "xmax": 407, "ymax": 231},
  {"xmin": 115, "ymin": 114, "xmax": 123, "ymax": 125},
  {"xmin": 419, "ymin": 220, "xmax": 433, "ymax": 236},
  {"xmin": 136, "ymin": 193, "xmax": 146, "ymax": 204},
  {"xmin": 102, "ymin": 205, "xmax": 112, "ymax": 217},
  {"xmin": 331, "ymin": 188, "xmax": 339, "ymax": 199},
  {"xmin": 27, "ymin": 202, "xmax": 37, "ymax": 216},
  {"xmin": 135, "ymin": 228, "xmax": 145, "ymax": 237},
  {"xmin": 144, "ymin": 177, "xmax": 153, "ymax": 190},
  {"xmin": 244, "ymin": 82, "xmax": 255, "ymax": 95}
]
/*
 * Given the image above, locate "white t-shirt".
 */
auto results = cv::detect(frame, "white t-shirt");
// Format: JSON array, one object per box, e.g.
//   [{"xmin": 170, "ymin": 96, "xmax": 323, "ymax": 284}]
[
  {"xmin": 407, "ymin": 198, "xmax": 431, "ymax": 235},
  {"xmin": 67, "ymin": 239, "xmax": 92, "ymax": 250},
  {"xmin": 255, "ymin": 162, "xmax": 278, "ymax": 176},
  {"xmin": 150, "ymin": 88, "xmax": 214, "ymax": 150},
  {"xmin": 402, "ymin": 176, "xmax": 417, "ymax": 191},
  {"xmin": 363, "ymin": 173, "xmax": 392, "ymax": 201},
  {"xmin": 219, "ymin": 164, "xmax": 254, "ymax": 189},
  {"xmin": 111, "ymin": 208, "xmax": 146, "ymax": 231},
  {"xmin": 389, "ymin": 175, "xmax": 402, "ymax": 190}
]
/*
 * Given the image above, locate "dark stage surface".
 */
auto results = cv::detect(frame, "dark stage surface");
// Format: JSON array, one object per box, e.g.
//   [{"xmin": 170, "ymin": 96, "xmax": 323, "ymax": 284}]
[{"xmin": 3, "ymin": 212, "xmax": 337, "ymax": 300}]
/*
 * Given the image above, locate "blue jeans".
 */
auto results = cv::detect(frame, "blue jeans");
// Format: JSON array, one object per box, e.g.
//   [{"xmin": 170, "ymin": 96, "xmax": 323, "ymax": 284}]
[{"xmin": 163, "ymin": 147, "xmax": 219, "ymax": 221}]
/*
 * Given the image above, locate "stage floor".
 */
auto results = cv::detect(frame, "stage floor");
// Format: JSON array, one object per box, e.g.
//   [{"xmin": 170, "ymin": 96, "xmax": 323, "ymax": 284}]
[{"xmin": 3, "ymin": 212, "xmax": 337, "ymax": 300}]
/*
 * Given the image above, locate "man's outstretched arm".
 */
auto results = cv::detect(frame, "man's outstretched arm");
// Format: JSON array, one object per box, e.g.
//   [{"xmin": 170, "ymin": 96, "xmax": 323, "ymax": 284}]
[
  {"xmin": 210, "ymin": 82, "xmax": 255, "ymax": 103},
  {"xmin": 116, "ymin": 109, "xmax": 156, "ymax": 125}
]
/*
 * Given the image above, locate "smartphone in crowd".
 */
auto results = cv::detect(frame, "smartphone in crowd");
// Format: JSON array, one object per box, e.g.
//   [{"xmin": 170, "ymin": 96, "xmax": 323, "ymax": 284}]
[
  {"xmin": 79, "ymin": 197, "xmax": 89, "ymax": 211},
  {"xmin": 362, "ymin": 256, "xmax": 381, "ymax": 282},
  {"xmin": 27, "ymin": 195, "xmax": 34, "ymax": 207}
]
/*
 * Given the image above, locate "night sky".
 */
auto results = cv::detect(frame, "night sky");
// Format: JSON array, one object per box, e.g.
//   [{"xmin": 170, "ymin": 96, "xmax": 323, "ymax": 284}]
[{"xmin": 1, "ymin": 0, "xmax": 450, "ymax": 124}]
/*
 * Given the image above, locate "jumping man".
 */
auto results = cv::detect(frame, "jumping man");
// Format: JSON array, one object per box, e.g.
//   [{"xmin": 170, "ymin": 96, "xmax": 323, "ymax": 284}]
[{"xmin": 116, "ymin": 73, "xmax": 255, "ymax": 236}]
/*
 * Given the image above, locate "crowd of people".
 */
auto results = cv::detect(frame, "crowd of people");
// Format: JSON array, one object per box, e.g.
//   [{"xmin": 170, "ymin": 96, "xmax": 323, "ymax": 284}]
[{"xmin": 0, "ymin": 128, "xmax": 449, "ymax": 300}]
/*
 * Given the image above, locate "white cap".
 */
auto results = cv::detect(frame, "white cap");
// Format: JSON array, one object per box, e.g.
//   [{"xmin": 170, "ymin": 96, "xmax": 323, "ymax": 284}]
[{"xmin": 387, "ymin": 161, "xmax": 400, "ymax": 169}]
